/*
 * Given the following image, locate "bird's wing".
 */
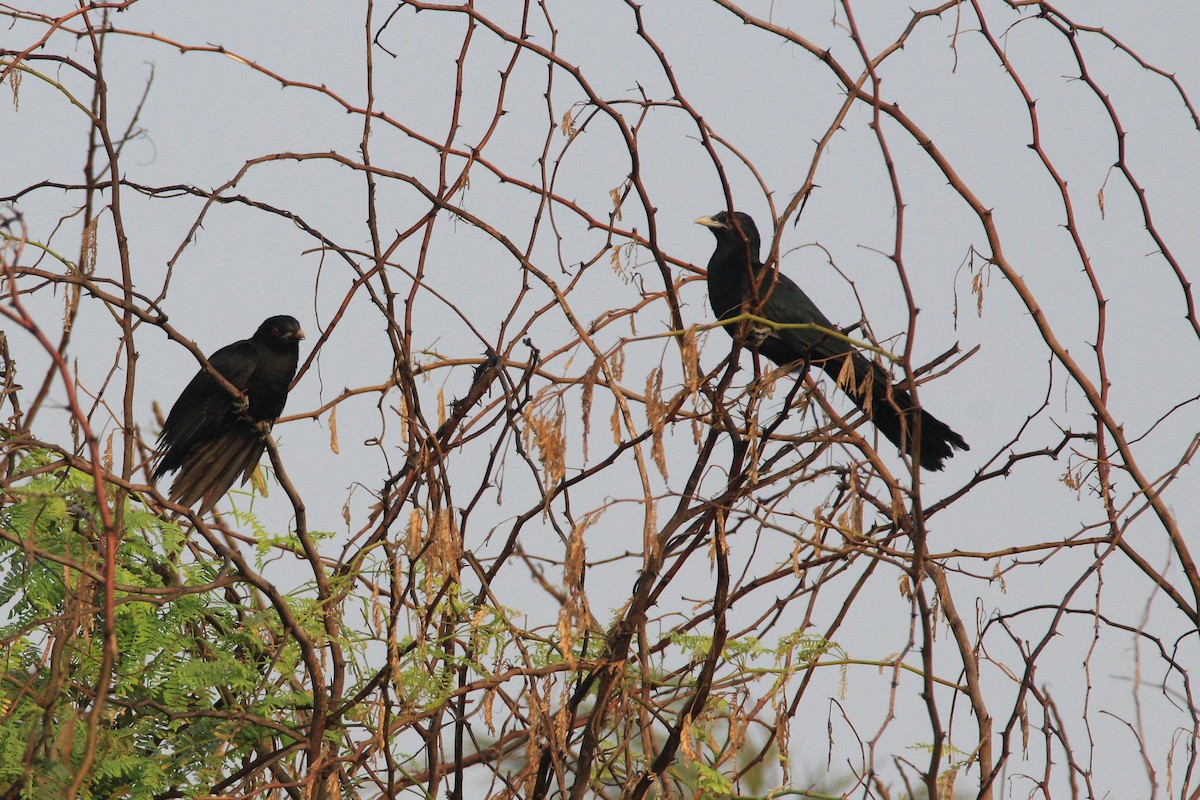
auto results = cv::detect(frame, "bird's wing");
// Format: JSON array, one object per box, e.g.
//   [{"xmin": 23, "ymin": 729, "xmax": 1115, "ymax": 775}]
[
  {"xmin": 154, "ymin": 340, "xmax": 259, "ymax": 475},
  {"xmin": 755, "ymin": 271, "xmax": 852, "ymax": 364}
]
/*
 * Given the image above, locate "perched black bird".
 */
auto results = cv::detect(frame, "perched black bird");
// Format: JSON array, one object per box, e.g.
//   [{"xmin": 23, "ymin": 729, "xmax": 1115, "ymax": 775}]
[
  {"xmin": 696, "ymin": 211, "xmax": 968, "ymax": 471},
  {"xmin": 154, "ymin": 315, "xmax": 305, "ymax": 512}
]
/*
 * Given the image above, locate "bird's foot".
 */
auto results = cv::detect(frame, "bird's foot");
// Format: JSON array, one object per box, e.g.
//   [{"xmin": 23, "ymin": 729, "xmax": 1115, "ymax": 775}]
[
  {"xmin": 231, "ymin": 394, "xmax": 250, "ymax": 415},
  {"xmin": 747, "ymin": 322, "xmax": 775, "ymax": 347},
  {"xmin": 254, "ymin": 420, "xmax": 273, "ymax": 438}
]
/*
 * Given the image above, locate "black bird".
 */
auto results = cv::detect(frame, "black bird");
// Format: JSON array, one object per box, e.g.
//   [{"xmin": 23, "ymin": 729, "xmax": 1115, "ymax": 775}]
[
  {"xmin": 154, "ymin": 315, "xmax": 305, "ymax": 512},
  {"xmin": 696, "ymin": 211, "xmax": 968, "ymax": 471}
]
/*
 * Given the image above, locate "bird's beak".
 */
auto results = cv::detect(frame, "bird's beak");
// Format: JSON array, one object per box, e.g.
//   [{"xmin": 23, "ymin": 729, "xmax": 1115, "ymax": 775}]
[
  {"xmin": 694, "ymin": 215, "xmax": 723, "ymax": 229},
  {"xmin": 292, "ymin": 329, "xmax": 306, "ymax": 342}
]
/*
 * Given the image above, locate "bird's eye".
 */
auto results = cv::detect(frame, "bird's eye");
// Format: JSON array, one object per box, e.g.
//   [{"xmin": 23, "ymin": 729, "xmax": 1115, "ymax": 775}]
[{"xmin": 272, "ymin": 327, "xmax": 280, "ymax": 337}]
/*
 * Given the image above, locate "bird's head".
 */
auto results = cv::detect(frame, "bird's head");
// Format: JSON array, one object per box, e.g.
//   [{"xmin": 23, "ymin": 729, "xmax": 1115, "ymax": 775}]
[
  {"xmin": 695, "ymin": 211, "xmax": 762, "ymax": 257},
  {"xmin": 255, "ymin": 315, "xmax": 306, "ymax": 347}
]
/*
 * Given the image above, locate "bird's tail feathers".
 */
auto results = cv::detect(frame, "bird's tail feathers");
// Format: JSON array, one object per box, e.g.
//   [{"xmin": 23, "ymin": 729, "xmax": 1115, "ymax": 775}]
[
  {"xmin": 826, "ymin": 353, "xmax": 968, "ymax": 472},
  {"xmin": 168, "ymin": 434, "xmax": 266, "ymax": 514}
]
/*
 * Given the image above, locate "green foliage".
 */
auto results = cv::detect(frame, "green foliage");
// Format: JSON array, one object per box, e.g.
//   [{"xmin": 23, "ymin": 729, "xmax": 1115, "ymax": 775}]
[
  {"xmin": 692, "ymin": 761, "xmax": 735, "ymax": 798},
  {"xmin": 0, "ymin": 449, "xmax": 316, "ymax": 798},
  {"xmin": 776, "ymin": 630, "xmax": 841, "ymax": 665}
]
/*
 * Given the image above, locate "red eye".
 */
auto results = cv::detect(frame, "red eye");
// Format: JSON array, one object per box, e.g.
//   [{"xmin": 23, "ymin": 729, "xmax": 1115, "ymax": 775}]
[{"xmin": 272, "ymin": 327, "xmax": 280, "ymax": 337}]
